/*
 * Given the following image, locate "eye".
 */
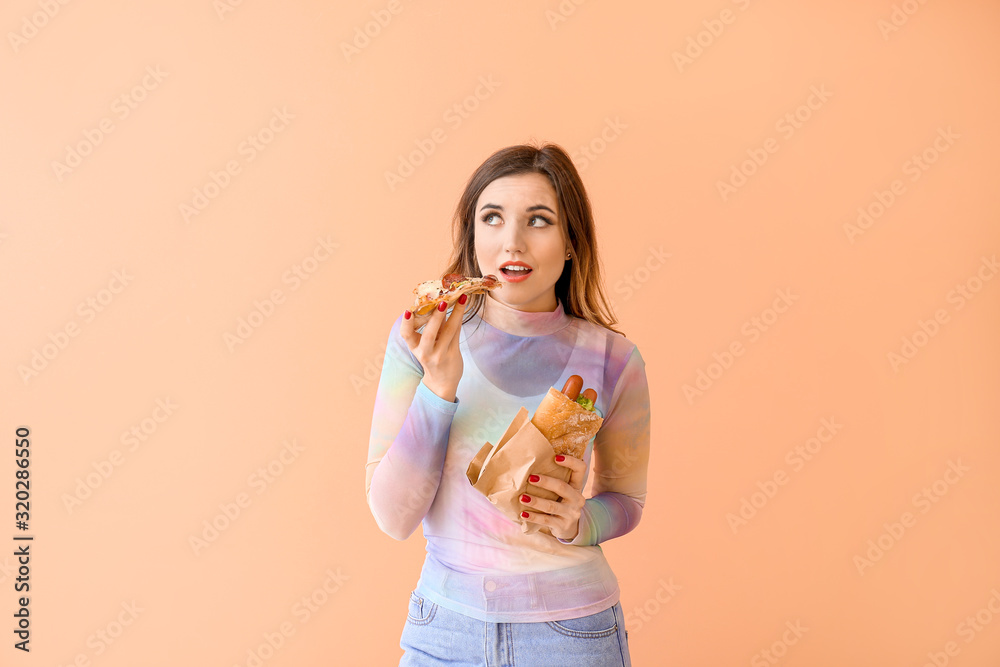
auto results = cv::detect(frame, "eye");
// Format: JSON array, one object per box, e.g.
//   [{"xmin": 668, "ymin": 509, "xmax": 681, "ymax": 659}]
[{"xmin": 479, "ymin": 212, "xmax": 553, "ymax": 227}]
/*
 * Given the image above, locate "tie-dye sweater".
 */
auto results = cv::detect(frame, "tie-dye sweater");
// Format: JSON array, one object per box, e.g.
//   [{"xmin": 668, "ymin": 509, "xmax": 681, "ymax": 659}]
[{"xmin": 365, "ymin": 295, "xmax": 651, "ymax": 622}]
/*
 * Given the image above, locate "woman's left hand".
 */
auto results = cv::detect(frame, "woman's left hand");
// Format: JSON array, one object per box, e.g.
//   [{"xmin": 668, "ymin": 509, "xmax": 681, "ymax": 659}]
[{"xmin": 520, "ymin": 455, "xmax": 587, "ymax": 541}]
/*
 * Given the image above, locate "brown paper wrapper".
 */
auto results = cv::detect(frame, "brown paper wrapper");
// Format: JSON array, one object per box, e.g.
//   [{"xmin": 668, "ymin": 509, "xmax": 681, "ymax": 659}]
[{"xmin": 466, "ymin": 406, "xmax": 573, "ymax": 535}]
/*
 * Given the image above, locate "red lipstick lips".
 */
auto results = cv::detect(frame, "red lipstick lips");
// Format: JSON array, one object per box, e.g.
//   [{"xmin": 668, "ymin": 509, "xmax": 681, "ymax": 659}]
[{"xmin": 499, "ymin": 261, "xmax": 533, "ymax": 282}]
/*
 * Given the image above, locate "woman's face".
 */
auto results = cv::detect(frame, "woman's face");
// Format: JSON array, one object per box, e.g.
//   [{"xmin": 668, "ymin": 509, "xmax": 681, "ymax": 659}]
[{"xmin": 473, "ymin": 172, "xmax": 569, "ymax": 313}]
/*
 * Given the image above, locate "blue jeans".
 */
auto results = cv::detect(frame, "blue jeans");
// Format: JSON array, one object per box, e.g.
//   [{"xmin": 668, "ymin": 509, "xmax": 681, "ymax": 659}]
[{"xmin": 399, "ymin": 590, "xmax": 632, "ymax": 666}]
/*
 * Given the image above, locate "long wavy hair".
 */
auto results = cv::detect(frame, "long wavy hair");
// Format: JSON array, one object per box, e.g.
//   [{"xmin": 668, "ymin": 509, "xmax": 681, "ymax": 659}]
[{"xmin": 442, "ymin": 143, "xmax": 624, "ymax": 337}]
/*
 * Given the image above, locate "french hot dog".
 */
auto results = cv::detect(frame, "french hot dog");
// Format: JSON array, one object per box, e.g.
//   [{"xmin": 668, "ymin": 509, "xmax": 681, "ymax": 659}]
[{"xmin": 530, "ymin": 375, "xmax": 603, "ymax": 458}]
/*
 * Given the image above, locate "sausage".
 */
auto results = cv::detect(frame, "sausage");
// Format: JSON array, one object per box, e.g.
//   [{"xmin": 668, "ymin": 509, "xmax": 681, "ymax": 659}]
[
  {"xmin": 582, "ymin": 388, "xmax": 597, "ymax": 403},
  {"xmin": 561, "ymin": 375, "xmax": 583, "ymax": 400},
  {"xmin": 442, "ymin": 273, "xmax": 464, "ymax": 289}
]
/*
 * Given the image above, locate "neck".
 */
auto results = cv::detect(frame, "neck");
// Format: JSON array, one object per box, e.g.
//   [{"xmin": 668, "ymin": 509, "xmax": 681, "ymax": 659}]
[{"xmin": 479, "ymin": 294, "xmax": 570, "ymax": 337}]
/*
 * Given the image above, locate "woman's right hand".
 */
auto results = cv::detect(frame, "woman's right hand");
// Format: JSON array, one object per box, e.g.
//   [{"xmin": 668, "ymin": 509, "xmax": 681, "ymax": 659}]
[{"xmin": 400, "ymin": 293, "xmax": 469, "ymax": 403}]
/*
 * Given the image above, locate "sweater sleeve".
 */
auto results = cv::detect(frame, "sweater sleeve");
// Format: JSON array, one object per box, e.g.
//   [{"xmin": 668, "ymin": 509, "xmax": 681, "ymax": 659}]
[
  {"xmin": 364, "ymin": 315, "xmax": 459, "ymax": 541},
  {"xmin": 560, "ymin": 345, "xmax": 650, "ymax": 546}
]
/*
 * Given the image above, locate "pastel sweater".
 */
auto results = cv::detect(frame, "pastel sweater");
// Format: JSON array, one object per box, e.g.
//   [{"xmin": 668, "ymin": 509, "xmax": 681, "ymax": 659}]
[{"xmin": 365, "ymin": 295, "xmax": 650, "ymax": 622}]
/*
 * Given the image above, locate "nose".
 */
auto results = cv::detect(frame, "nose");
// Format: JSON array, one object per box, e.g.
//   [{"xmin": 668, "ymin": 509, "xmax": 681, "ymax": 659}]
[{"xmin": 502, "ymin": 221, "xmax": 525, "ymax": 255}]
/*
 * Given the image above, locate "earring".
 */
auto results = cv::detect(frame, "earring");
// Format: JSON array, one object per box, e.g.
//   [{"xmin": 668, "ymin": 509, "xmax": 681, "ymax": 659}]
[{"xmin": 566, "ymin": 252, "xmax": 572, "ymax": 259}]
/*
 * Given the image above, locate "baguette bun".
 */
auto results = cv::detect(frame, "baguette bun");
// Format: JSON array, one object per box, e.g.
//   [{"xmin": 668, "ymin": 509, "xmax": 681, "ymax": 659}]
[{"xmin": 530, "ymin": 387, "xmax": 603, "ymax": 458}]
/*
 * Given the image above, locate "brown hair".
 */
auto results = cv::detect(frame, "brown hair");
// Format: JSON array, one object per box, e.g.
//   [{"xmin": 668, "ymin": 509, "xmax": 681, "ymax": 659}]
[{"xmin": 442, "ymin": 143, "xmax": 625, "ymax": 337}]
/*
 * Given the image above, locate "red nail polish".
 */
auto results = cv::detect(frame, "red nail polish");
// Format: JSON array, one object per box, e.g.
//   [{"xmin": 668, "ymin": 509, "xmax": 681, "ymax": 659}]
[
  {"xmin": 521, "ymin": 494, "xmax": 530, "ymax": 503},
  {"xmin": 529, "ymin": 474, "xmax": 539, "ymax": 483},
  {"xmin": 459, "ymin": 293, "xmax": 468, "ymax": 305},
  {"xmin": 521, "ymin": 511, "xmax": 529, "ymax": 519},
  {"xmin": 404, "ymin": 310, "xmax": 411, "ymax": 320},
  {"xmin": 555, "ymin": 455, "xmax": 565, "ymax": 462},
  {"xmin": 438, "ymin": 301, "xmax": 447, "ymax": 312}
]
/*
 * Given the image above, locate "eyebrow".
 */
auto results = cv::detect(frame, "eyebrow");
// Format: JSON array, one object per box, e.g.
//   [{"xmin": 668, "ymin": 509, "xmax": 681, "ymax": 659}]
[{"xmin": 479, "ymin": 203, "xmax": 557, "ymax": 215}]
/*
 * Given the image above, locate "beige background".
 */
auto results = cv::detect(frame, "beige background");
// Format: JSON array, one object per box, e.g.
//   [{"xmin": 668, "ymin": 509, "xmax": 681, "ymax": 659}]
[{"xmin": 3, "ymin": 1, "xmax": 999, "ymax": 665}]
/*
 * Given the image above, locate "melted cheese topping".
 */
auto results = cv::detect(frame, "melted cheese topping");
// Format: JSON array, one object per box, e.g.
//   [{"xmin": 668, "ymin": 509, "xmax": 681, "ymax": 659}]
[{"xmin": 414, "ymin": 280, "xmax": 444, "ymax": 300}]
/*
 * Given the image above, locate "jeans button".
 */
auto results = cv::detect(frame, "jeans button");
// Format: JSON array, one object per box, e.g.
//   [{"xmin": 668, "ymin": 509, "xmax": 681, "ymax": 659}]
[{"xmin": 484, "ymin": 580, "xmax": 497, "ymax": 592}]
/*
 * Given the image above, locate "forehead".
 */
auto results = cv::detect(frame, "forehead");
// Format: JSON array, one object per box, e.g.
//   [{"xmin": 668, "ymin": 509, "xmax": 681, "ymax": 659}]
[{"xmin": 477, "ymin": 172, "xmax": 557, "ymax": 207}]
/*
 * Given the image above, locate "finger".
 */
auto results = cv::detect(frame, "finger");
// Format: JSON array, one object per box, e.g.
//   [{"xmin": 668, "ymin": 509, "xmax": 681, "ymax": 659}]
[
  {"xmin": 416, "ymin": 300, "xmax": 448, "ymax": 354},
  {"xmin": 553, "ymin": 454, "xmax": 587, "ymax": 490},
  {"xmin": 443, "ymin": 303, "xmax": 466, "ymax": 357},
  {"xmin": 399, "ymin": 309, "xmax": 419, "ymax": 350},
  {"xmin": 520, "ymin": 509, "xmax": 548, "ymax": 525},
  {"xmin": 438, "ymin": 293, "xmax": 469, "ymax": 349},
  {"xmin": 526, "ymin": 474, "xmax": 582, "ymax": 506},
  {"xmin": 519, "ymin": 508, "xmax": 560, "ymax": 526},
  {"xmin": 553, "ymin": 454, "xmax": 586, "ymax": 473},
  {"xmin": 520, "ymin": 493, "xmax": 566, "ymax": 517}
]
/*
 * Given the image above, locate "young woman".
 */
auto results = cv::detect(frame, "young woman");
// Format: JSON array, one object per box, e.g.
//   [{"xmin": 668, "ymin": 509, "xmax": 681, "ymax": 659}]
[{"xmin": 365, "ymin": 143, "xmax": 651, "ymax": 666}]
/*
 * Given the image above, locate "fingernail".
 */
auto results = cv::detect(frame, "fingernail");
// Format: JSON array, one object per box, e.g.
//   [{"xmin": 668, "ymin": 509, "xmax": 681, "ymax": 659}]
[
  {"xmin": 521, "ymin": 511, "xmax": 529, "ymax": 519},
  {"xmin": 529, "ymin": 474, "xmax": 539, "ymax": 483},
  {"xmin": 404, "ymin": 310, "xmax": 411, "ymax": 320},
  {"xmin": 438, "ymin": 301, "xmax": 447, "ymax": 312},
  {"xmin": 459, "ymin": 293, "xmax": 468, "ymax": 305},
  {"xmin": 555, "ymin": 455, "xmax": 565, "ymax": 462},
  {"xmin": 521, "ymin": 494, "xmax": 531, "ymax": 503}
]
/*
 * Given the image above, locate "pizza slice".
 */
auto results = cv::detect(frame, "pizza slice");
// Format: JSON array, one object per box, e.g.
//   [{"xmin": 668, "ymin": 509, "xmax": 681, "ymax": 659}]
[{"xmin": 410, "ymin": 273, "xmax": 502, "ymax": 328}]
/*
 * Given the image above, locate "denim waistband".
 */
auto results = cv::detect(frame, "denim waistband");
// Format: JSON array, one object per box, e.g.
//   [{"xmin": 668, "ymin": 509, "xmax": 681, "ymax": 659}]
[{"xmin": 414, "ymin": 552, "xmax": 620, "ymax": 623}]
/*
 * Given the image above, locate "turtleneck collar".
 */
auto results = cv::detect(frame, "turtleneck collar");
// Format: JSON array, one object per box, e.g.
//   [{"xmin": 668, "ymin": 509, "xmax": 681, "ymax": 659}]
[{"xmin": 478, "ymin": 294, "xmax": 571, "ymax": 337}]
